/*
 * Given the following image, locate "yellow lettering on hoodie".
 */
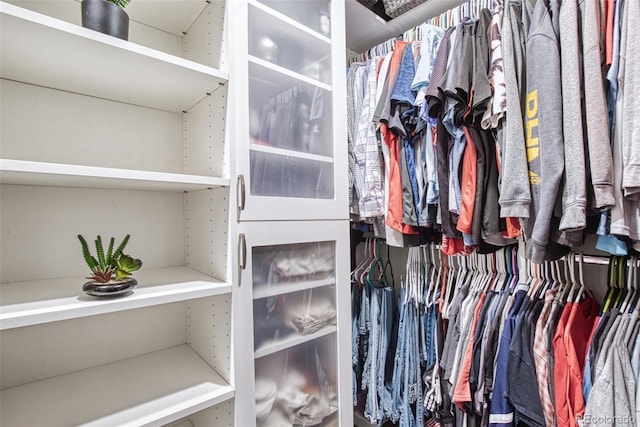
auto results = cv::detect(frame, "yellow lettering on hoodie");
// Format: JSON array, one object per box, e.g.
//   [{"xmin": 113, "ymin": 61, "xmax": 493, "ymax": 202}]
[{"xmin": 525, "ymin": 90, "xmax": 540, "ymax": 181}]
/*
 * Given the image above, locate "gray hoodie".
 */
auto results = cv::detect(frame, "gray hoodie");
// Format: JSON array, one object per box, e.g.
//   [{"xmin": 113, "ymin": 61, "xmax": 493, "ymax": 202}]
[
  {"xmin": 524, "ymin": 0, "xmax": 565, "ymax": 263},
  {"xmin": 499, "ymin": 0, "xmax": 533, "ymax": 219},
  {"xmin": 558, "ymin": 0, "xmax": 587, "ymax": 233},
  {"xmin": 583, "ymin": 0, "xmax": 615, "ymax": 210}
]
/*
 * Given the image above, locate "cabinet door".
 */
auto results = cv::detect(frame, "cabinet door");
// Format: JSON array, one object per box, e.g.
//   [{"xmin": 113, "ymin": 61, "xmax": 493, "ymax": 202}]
[
  {"xmin": 228, "ymin": 0, "xmax": 348, "ymax": 221},
  {"xmin": 233, "ymin": 221, "xmax": 351, "ymax": 427}
]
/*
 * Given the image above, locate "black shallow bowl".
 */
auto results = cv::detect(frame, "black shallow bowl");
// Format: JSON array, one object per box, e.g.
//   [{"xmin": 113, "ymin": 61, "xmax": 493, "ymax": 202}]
[{"xmin": 83, "ymin": 278, "xmax": 137, "ymax": 297}]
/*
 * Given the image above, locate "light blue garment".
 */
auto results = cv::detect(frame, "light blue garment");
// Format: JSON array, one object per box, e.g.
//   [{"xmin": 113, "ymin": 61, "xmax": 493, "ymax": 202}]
[
  {"xmin": 417, "ymin": 126, "xmax": 439, "ymax": 227},
  {"xmin": 390, "ymin": 287, "xmax": 426, "ymax": 427},
  {"xmin": 405, "ymin": 133, "xmax": 421, "ymax": 221},
  {"xmin": 378, "ymin": 288, "xmax": 395, "ymax": 420},
  {"xmin": 391, "ymin": 46, "xmax": 417, "ymax": 106},
  {"xmin": 352, "ymin": 284, "xmax": 360, "ymax": 406},
  {"xmin": 425, "ymin": 304, "xmax": 438, "ymax": 369},
  {"xmin": 411, "ymin": 24, "xmax": 445, "ymax": 91},
  {"xmin": 443, "ymin": 108, "xmax": 465, "ymax": 216},
  {"xmin": 596, "ymin": 234, "xmax": 628, "ymax": 255},
  {"xmin": 364, "ymin": 289, "xmax": 381, "ymax": 423},
  {"xmin": 391, "ymin": 290, "xmax": 407, "ymax": 422}
]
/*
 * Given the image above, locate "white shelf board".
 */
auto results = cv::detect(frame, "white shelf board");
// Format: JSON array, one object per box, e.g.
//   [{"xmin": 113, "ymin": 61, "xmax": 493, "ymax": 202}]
[
  {"xmin": 0, "ymin": 1, "xmax": 228, "ymax": 112},
  {"xmin": 249, "ymin": 55, "xmax": 332, "ymax": 92},
  {"xmin": 0, "ymin": 345, "xmax": 234, "ymax": 427},
  {"xmin": 0, "ymin": 266, "xmax": 231, "ymax": 330},
  {"xmin": 254, "ymin": 325, "xmax": 337, "ymax": 359},
  {"xmin": 0, "ymin": 159, "xmax": 229, "ymax": 192},
  {"xmin": 125, "ymin": 0, "xmax": 209, "ymax": 37},
  {"xmin": 253, "ymin": 276, "xmax": 336, "ymax": 300},
  {"xmin": 250, "ymin": 144, "xmax": 334, "ymax": 165},
  {"xmin": 249, "ymin": 0, "xmax": 331, "ymax": 45}
]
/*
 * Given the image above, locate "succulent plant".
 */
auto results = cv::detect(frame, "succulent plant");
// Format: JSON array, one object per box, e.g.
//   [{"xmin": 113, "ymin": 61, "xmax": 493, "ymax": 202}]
[
  {"xmin": 107, "ymin": 0, "xmax": 132, "ymax": 8},
  {"xmin": 78, "ymin": 234, "xmax": 142, "ymax": 283}
]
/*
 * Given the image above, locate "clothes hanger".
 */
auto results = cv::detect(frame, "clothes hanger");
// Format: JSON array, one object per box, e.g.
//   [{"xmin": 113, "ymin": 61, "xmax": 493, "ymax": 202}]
[
  {"xmin": 484, "ymin": 253, "xmax": 496, "ymax": 291},
  {"xmin": 559, "ymin": 255, "xmax": 572, "ymax": 302},
  {"xmin": 424, "ymin": 246, "xmax": 434, "ymax": 307},
  {"xmin": 573, "ymin": 253, "xmax": 589, "ymax": 304},
  {"xmin": 497, "ymin": 248, "xmax": 508, "ymax": 292},
  {"xmin": 405, "ymin": 246, "xmax": 422, "ymax": 304},
  {"xmin": 351, "ymin": 237, "xmax": 370, "ymax": 280},
  {"xmin": 382, "ymin": 244, "xmax": 395, "ymax": 289},
  {"xmin": 613, "ymin": 256, "xmax": 628, "ymax": 309},
  {"xmin": 533, "ymin": 262, "xmax": 548, "ymax": 300},
  {"xmin": 432, "ymin": 245, "xmax": 443, "ymax": 307},
  {"xmin": 469, "ymin": 254, "xmax": 477, "ymax": 291},
  {"xmin": 620, "ymin": 256, "xmax": 637, "ymax": 314},
  {"xmin": 354, "ymin": 237, "xmax": 373, "ymax": 283},
  {"xmin": 622, "ymin": 258, "xmax": 639, "ymax": 346},
  {"xmin": 425, "ymin": 245, "xmax": 440, "ymax": 307},
  {"xmin": 545, "ymin": 260, "xmax": 562, "ymax": 294},
  {"xmin": 500, "ymin": 247, "xmax": 510, "ymax": 292},
  {"xmin": 566, "ymin": 253, "xmax": 580, "ymax": 304},
  {"xmin": 443, "ymin": 255, "xmax": 461, "ymax": 317},
  {"xmin": 629, "ymin": 258, "xmax": 640, "ymax": 313},
  {"xmin": 546, "ymin": 260, "xmax": 558, "ymax": 293},
  {"xmin": 365, "ymin": 239, "xmax": 386, "ymax": 289},
  {"xmin": 358, "ymin": 238, "xmax": 378, "ymax": 287},
  {"xmin": 602, "ymin": 256, "xmax": 619, "ymax": 313}
]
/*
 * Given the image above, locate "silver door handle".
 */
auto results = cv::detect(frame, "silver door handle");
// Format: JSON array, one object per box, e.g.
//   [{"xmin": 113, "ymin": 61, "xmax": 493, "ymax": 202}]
[
  {"xmin": 238, "ymin": 233, "xmax": 246, "ymax": 286},
  {"xmin": 237, "ymin": 174, "xmax": 245, "ymax": 215}
]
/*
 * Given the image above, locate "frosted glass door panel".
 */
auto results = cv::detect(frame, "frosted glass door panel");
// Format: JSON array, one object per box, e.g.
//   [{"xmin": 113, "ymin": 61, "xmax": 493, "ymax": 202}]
[
  {"xmin": 254, "ymin": 336, "xmax": 338, "ymax": 427},
  {"xmin": 233, "ymin": 221, "xmax": 350, "ymax": 426},
  {"xmin": 252, "ymin": 241, "xmax": 335, "ymax": 291},
  {"xmin": 255, "ymin": 0, "xmax": 331, "ymax": 37},
  {"xmin": 253, "ymin": 285, "xmax": 336, "ymax": 357},
  {"xmin": 249, "ymin": 3, "xmax": 331, "ymax": 84},
  {"xmin": 249, "ymin": 61, "xmax": 333, "ymax": 157},
  {"xmin": 232, "ymin": 0, "xmax": 348, "ymax": 221},
  {"xmin": 250, "ymin": 151, "xmax": 334, "ymax": 199}
]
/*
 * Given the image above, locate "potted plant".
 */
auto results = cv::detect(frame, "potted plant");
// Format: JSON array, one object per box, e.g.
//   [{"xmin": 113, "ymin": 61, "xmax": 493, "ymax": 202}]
[
  {"xmin": 78, "ymin": 234, "xmax": 142, "ymax": 297},
  {"xmin": 81, "ymin": 0, "xmax": 131, "ymax": 40}
]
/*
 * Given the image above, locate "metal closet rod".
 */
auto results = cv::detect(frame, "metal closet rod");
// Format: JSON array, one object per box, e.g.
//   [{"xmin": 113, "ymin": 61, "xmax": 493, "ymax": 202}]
[{"xmin": 568, "ymin": 254, "xmax": 639, "ymax": 267}]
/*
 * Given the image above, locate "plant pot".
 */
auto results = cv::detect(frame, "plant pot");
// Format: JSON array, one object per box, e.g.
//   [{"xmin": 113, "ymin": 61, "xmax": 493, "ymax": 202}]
[
  {"xmin": 83, "ymin": 278, "xmax": 137, "ymax": 297},
  {"xmin": 81, "ymin": 0, "xmax": 129, "ymax": 41}
]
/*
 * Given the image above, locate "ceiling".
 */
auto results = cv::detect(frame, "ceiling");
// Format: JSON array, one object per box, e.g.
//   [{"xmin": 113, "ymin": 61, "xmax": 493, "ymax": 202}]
[{"xmin": 345, "ymin": 0, "xmax": 466, "ymax": 53}]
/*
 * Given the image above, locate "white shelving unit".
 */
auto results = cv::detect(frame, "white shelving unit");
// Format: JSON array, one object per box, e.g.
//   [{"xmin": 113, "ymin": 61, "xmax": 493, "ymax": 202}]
[
  {"xmin": 1, "ymin": 345, "xmax": 234, "ymax": 427},
  {"xmin": 0, "ymin": 0, "xmax": 235, "ymax": 425}
]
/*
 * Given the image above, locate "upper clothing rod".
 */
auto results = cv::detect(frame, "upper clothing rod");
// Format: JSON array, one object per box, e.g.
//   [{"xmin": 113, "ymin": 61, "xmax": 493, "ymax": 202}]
[{"xmin": 578, "ymin": 254, "xmax": 639, "ymax": 266}]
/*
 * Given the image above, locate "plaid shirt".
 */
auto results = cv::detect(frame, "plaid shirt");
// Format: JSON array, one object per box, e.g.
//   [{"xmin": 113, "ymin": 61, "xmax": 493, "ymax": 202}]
[
  {"xmin": 354, "ymin": 58, "xmax": 385, "ymax": 219},
  {"xmin": 533, "ymin": 289, "xmax": 558, "ymax": 427},
  {"xmin": 347, "ymin": 62, "xmax": 367, "ymax": 215}
]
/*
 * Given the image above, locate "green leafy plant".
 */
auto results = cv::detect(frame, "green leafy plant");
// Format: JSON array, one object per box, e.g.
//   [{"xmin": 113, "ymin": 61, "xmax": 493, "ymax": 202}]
[
  {"xmin": 107, "ymin": 0, "xmax": 132, "ymax": 8},
  {"xmin": 78, "ymin": 234, "xmax": 142, "ymax": 283}
]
